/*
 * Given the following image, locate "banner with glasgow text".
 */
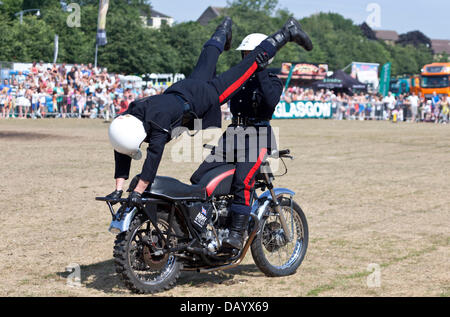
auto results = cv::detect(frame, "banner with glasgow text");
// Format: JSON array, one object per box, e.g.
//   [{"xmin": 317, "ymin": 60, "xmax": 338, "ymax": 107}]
[{"xmin": 273, "ymin": 101, "xmax": 332, "ymax": 119}]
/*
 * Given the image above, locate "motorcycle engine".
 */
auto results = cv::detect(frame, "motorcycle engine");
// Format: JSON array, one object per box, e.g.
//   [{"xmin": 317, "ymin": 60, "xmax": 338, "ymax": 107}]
[
  {"xmin": 202, "ymin": 198, "xmax": 232, "ymax": 252},
  {"xmin": 212, "ymin": 198, "xmax": 232, "ymax": 228}
]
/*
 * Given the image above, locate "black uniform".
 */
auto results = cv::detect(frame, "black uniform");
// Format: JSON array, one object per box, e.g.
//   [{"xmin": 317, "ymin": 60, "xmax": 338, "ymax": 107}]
[
  {"xmin": 191, "ymin": 68, "xmax": 283, "ymax": 215},
  {"xmin": 114, "ymin": 39, "xmax": 278, "ymax": 186}
]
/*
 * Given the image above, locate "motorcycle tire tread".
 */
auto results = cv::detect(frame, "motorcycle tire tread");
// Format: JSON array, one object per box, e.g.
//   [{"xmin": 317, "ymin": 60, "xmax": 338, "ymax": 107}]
[
  {"xmin": 250, "ymin": 198, "xmax": 308, "ymax": 277},
  {"xmin": 113, "ymin": 213, "xmax": 182, "ymax": 294}
]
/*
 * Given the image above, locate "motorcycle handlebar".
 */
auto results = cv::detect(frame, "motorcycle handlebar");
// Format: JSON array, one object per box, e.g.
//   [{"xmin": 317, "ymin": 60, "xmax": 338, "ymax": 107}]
[
  {"xmin": 95, "ymin": 196, "xmax": 151, "ymax": 204},
  {"xmin": 269, "ymin": 149, "xmax": 293, "ymax": 159},
  {"xmin": 277, "ymin": 149, "xmax": 290, "ymax": 157},
  {"xmin": 204, "ymin": 144, "xmax": 292, "ymax": 159}
]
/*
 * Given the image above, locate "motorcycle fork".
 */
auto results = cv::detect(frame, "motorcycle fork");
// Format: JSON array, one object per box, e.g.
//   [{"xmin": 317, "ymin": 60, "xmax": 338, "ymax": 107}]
[{"xmin": 262, "ymin": 163, "xmax": 292, "ymax": 243}]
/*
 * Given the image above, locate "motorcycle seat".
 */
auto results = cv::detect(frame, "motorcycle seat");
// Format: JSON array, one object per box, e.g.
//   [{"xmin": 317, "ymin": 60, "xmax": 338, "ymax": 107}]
[
  {"xmin": 147, "ymin": 176, "xmax": 206, "ymax": 201},
  {"xmin": 128, "ymin": 163, "xmax": 236, "ymax": 201}
]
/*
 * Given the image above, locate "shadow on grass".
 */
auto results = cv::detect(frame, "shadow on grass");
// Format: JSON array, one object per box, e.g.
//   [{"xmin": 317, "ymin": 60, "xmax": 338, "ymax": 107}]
[{"xmin": 56, "ymin": 259, "xmax": 262, "ymax": 295}]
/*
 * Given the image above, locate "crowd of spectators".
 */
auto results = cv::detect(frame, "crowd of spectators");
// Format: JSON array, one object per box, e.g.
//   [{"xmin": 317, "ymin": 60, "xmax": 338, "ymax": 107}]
[
  {"xmin": 1, "ymin": 63, "xmax": 449, "ymax": 125},
  {"xmin": 282, "ymin": 87, "xmax": 450, "ymax": 123},
  {"xmin": 0, "ymin": 61, "xmax": 166, "ymax": 120}
]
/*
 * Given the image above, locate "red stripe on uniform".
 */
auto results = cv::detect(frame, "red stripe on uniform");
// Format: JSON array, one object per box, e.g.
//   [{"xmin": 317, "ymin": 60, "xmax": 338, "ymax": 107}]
[
  {"xmin": 243, "ymin": 148, "xmax": 268, "ymax": 205},
  {"xmin": 218, "ymin": 61, "xmax": 258, "ymax": 104},
  {"xmin": 206, "ymin": 169, "xmax": 236, "ymax": 196}
]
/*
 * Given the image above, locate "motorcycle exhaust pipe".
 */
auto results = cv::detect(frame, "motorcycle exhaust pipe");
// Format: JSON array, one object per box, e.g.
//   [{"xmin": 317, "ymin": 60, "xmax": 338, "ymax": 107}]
[{"xmin": 197, "ymin": 214, "xmax": 260, "ymax": 273}]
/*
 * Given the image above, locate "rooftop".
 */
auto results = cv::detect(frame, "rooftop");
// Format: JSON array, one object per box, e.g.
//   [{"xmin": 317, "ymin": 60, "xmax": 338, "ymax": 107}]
[
  {"xmin": 150, "ymin": 9, "xmax": 172, "ymax": 19},
  {"xmin": 140, "ymin": 7, "xmax": 172, "ymax": 19},
  {"xmin": 197, "ymin": 6, "xmax": 226, "ymax": 26},
  {"xmin": 374, "ymin": 30, "xmax": 399, "ymax": 42},
  {"xmin": 431, "ymin": 39, "xmax": 450, "ymax": 55}
]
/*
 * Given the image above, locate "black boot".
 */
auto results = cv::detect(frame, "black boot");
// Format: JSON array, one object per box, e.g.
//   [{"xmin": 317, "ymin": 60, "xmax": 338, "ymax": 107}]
[
  {"xmin": 210, "ymin": 16, "xmax": 233, "ymax": 51},
  {"xmin": 267, "ymin": 17, "xmax": 313, "ymax": 51},
  {"xmin": 222, "ymin": 213, "xmax": 249, "ymax": 250}
]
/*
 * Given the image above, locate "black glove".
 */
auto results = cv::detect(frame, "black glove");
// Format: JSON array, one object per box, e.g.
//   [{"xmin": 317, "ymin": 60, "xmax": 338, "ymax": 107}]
[
  {"xmin": 255, "ymin": 52, "xmax": 270, "ymax": 70},
  {"xmin": 128, "ymin": 191, "xmax": 143, "ymax": 208},
  {"xmin": 106, "ymin": 190, "xmax": 123, "ymax": 205}
]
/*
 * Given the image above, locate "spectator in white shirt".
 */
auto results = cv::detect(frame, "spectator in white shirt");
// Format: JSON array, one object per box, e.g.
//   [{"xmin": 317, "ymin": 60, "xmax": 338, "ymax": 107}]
[
  {"xmin": 383, "ymin": 92, "xmax": 396, "ymax": 120},
  {"xmin": 408, "ymin": 92, "xmax": 419, "ymax": 122}
]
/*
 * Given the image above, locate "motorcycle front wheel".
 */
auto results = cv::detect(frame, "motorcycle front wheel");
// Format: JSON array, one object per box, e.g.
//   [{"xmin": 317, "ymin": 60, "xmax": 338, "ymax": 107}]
[
  {"xmin": 251, "ymin": 197, "xmax": 308, "ymax": 277},
  {"xmin": 113, "ymin": 212, "xmax": 182, "ymax": 294}
]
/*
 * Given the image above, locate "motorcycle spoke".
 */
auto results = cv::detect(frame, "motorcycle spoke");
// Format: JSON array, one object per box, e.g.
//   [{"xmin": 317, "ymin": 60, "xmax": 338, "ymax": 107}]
[
  {"xmin": 127, "ymin": 219, "xmax": 177, "ymax": 286},
  {"xmin": 261, "ymin": 204, "xmax": 305, "ymax": 269}
]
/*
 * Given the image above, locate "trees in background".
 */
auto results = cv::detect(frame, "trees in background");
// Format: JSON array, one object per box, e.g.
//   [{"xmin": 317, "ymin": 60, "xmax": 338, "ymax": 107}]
[{"xmin": 0, "ymin": 0, "xmax": 434, "ymax": 76}]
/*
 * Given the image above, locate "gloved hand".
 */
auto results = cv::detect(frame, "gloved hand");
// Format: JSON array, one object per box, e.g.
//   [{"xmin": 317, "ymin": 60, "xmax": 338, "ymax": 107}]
[
  {"xmin": 255, "ymin": 52, "xmax": 270, "ymax": 70},
  {"xmin": 128, "ymin": 191, "xmax": 144, "ymax": 208},
  {"xmin": 106, "ymin": 190, "xmax": 123, "ymax": 205}
]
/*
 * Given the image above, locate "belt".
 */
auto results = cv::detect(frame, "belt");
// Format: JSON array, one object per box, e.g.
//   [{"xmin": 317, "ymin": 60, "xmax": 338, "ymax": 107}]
[{"xmin": 232, "ymin": 116, "xmax": 271, "ymax": 127}]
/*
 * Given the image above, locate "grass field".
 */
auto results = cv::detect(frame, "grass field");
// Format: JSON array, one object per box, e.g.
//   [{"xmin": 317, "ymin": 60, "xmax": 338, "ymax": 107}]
[{"xmin": 0, "ymin": 118, "xmax": 448, "ymax": 297}]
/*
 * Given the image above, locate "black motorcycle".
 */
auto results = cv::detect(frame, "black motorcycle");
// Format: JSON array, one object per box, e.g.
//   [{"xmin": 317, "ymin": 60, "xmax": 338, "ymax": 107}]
[{"xmin": 96, "ymin": 149, "xmax": 308, "ymax": 294}]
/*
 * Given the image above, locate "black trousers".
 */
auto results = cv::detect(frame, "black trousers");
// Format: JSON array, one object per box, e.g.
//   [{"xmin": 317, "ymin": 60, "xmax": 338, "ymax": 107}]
[{"xmin": 191, "ymin": 125, "xmax": 276, "ymax": 215}]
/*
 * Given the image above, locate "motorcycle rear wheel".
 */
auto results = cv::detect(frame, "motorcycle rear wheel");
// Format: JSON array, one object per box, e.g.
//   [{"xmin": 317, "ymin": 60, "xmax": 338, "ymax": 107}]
[
  {"xmin": 113, "ymin": 212, "xmax": 182, "ymax": 294},
  {"xmin": 251, "ymin": 197, "xmax": 308, "ymax": 277}
]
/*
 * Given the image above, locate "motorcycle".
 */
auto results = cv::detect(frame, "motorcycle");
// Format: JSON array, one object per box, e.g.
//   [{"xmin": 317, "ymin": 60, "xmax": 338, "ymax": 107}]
[{"xmin": 96, "ymin": 148, "xmax": 309, "ymax": 294}]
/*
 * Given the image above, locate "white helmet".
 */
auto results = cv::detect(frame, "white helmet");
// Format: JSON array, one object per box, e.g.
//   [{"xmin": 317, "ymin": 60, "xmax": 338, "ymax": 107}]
[
  {"xmin": 109, "ymin": 114, "xmax": 146, "ymax": 160},
  {"xmin": 236, "ymin": 33, "xmax": 274, "ymax": 65},
  {"xmin": 236, "ymin": 33, "xmax": 268, "ymax": 51}
]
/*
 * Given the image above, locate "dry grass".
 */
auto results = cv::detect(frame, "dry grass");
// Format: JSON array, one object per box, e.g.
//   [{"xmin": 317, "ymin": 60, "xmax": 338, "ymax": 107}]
[{"xmin": 0, "ymin": 118, "xmax": 448, "ymax": 297}]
